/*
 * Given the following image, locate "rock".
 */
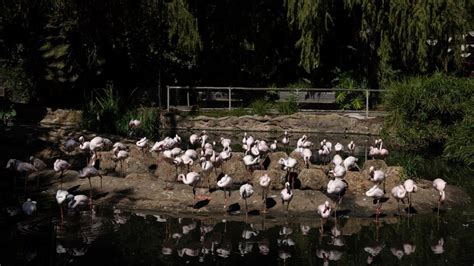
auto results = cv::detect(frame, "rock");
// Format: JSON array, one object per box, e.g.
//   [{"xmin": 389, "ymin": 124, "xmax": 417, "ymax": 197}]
[
  {"xmin": 296, "ymin": 168, "xmax": 327, "ymax": 190},
  {"xmin": 345, "ymin": 171, "xmax": 372, "ymax": 193},
  {"xmin": 267, "ymin": 152, "xmax": 288, "ymax": 171}
]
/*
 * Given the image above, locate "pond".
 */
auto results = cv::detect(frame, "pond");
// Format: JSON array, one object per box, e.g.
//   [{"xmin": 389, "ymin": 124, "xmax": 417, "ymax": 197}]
[
  {"xmin": 1, "ymin": 128, "xmax": 474, "ymax": 265},
  {"xmin": 3, "ymin": 205, "xmax": 474, "ymax": 265}
]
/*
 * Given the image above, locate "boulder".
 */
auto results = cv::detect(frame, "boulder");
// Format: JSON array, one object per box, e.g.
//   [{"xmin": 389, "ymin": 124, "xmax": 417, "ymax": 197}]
[
  {"xmin": 345, "ymin": 171, "xmax": 372, "ymax": 193},
  {"xmin": 296, "ymin": 168, "xmax": 327, "ymax": 190},
  {"xmin": 361, "ymin": 159, "xmax": 388, "ymax": 173}
]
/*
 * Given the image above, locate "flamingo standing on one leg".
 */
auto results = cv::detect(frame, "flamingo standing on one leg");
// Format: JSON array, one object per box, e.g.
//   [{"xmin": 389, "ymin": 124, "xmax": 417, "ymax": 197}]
[
  {"xmin": 54, "ymin": 159, "xmax": 71, "ymax": 189},
  {"xmin": 29, "ymin": 156, "xmax": 47, "ymax": 187},
  {"xmin": 78, "ymin": 159, "xmax": 102, "ymax": 205},
  {"xmin": 56, "ymin": 189, "xmax": 69, "ymax": 224},
  {"xmin": 433, "ymin": 178, "xmax": 446, "ymax": 216},
  {"xmin": 6, "ymin": 159, "xmax": 37, "ymax": 193},
  {"xmin": 347, "ymin": 141, "xmax": 355, "ymax": 156},
  {"xmin": 113, "ymin": 150, "xmax": 129, "ymax": 172},
  {"xmin": 177, "ymin": 172, "xmax": 201, "ymax": 206},
  {"xmin": 217, "ymin": 174, "xmax": 233, "ymax": 208},
  {"xmin": 240, "ymin": 183, "xmax": 254, "ymax": 217},
  {"xmin": 391, "ymin": 185, "xmax": 406, "ymax": 216},
  {"xmin": 403, "ymin": 179, "xmax": 418, "ymax": 214},
  {"xmin": 281, "ymin": 182, "xmax": 293, "ymax": 216},
  {"xmin": 259, "ymin": 173, "xmax": 271, "ymax": 213},
  {"xmin": 366, "ymin": 185, "xmax": 385, "ymax": 221},
  {"xmin": 282, "ymin": 131, "xmax": 290, "ymax": 153}
]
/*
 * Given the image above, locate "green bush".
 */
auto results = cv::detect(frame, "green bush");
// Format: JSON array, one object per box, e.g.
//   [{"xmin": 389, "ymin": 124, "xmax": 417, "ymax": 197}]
[
  {"xmin": 384, "ymin": 73, "xmax": 474, "ymax": 150},
  {"xmin": 116, "ymin": 108, "xmax": 161, "ymax": 139},
  {"xmin": 250, "ymin": 99, "xmax": 273, "ymax": 116},
  {"xmin": 81, "ymin": 82, "xmax": 122, "ymax": 134},
  {"xmin": 276, "ymin": 94, "xmax": 299, "ymax": 115},
  {"xmin": 334, "ymin": 74, "xmax": 365, "ymax": 110},
  {"xmin": 0, "ymin": 103, "xmax": 16, "ymax": 126}
]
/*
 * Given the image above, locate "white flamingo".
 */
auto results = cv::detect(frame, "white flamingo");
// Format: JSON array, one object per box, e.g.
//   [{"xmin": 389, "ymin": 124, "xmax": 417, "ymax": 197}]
[
  {"xmin": 270, "ymin": 140, "xmax": 277, "ymax": 152},
  {"xmin": 433, "ymin": 178, "xmax": 446, "ymax": 215},
  {"xmin": 302, "ymin": 148, "xmax": 312, "ymax": 168},
  {"xmin": 332, "ymin": 154, "xmax": 343, "ymax": 166},
  {"xmin": 78, "ymin": 160, "xmax": 102, "ymax": 203},
  {"xmin": 113, "ymin": 150, "xmax": 129, "ymax": 171},
  {"xmin": 347, "ymin": 141, "xmax": 355, "ymax": 155},
  {"xmin": 369, "ymin": 166, "xmax": 386, "ymax": 192},
  {"xmin": 217, "ymin": 174, "xmax": 233, "ymax": 207},
  {"xmin": 67, "ymin": 194, "xmax": 89, "ymax": 210},
  {"xmin": 56, "ymin": 189, "xmax": 69, "ymax": 223},
  {"xmin": 327, "ymin": 177, "xmax": 348, "ymax": 218},
  {"xmin": 136, "ymin": 137, "xmax": 148, "ymax": 155},
  {"xmin": 431, "ymin": 238, "xmax": 444, "ymax": 254},
  {"xmin": 317, "ymin": 201, "xmax": 332, "ymax": 232},
  {"xmin": 54, "ymin": 159, "xmax": 71, "ymax": 189},
  {"xmin": 334, "ymin": 142, "xmax": 344, "ymax": 153},
  {"xmin": 282, "ymin": 131, "xmax": 290, "ymax": 153},
  {"xmin": 330, "ymin": 164, "xmax": 346, "ymax": 179},
  {"xmin": 403, "ymin": 179, "xmax": 418, "ymax": 211},
  {"xmin": 259, "ymin": 173, "xmax": 271, "ymax": 213},
  {"xmin": 391, "ymin": 185, "xmax": 406, "ymax": 215},
  {"xmin": 6, "ymin": 159, "xmax": 37, "ymax": 192},
  {"xmin": 177, "ymin": 172, "xmax": 201, "ymax": 205},
  {"xmin": 366, "ymin": 185, "xmax": 385, "ymax": 220},
  {"xmin": 343, "ymin": 156, "xmax": 360, "ymax": 171},
  {"xmin": 369, "ymin": 146, "xmax": 380, "ymax": 160},
  {"xmin": 278, "ymin": 157, "xmax": 297, "ymax": 188},
  {"xmin": 281, "ymin": 182, "xmax": 293, "ymax": 215},
  {"xmin": 240, "ymin": 183, "xmax": 254, "ymax": 216}
]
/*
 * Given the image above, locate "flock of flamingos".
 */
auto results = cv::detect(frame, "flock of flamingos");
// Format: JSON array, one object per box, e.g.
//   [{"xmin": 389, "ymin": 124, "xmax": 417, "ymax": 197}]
[{"xmin": 6, "ymin": 119, "xmax": 448, "ymax": 224}]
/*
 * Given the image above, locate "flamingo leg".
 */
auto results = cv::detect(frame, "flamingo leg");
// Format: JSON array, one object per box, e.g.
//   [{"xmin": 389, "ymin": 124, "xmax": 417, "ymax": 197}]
[
  {"xmin": 100, "ymin": 174, "xmax": 103, "ymax": 189},
  {"xmin": 223, "ymin": 188, "xmax": 227, "ymax": 208},
  {"xmin": 437, "ymin": 198, "xmax": 441, "ymax": 216},
  {"xmin": 59, "ymin": 171, "xmax": 64, "ymax": 189},
  {"xmin": 60, "ymin": 204, "xmax": 64, "ymax": 224},
  {"xmin": 244, "ymin": 198, "xmax": 248, "ymax": 217},
  {"xmin": 88, "ymin": 177, "xmax": 93, "ymax": 206}
]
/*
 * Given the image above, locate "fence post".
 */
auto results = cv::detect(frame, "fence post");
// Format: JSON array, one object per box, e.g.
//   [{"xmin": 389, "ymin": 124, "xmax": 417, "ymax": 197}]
[
  {"xmin": 365, "ymin": 89, "xmax": 369, "ymax": 118},
  {"xmin": 228, "ymin": 87, "xmax": 232, "ymax": 110},
  {"xmin": 186, "ymin": 88, "xmax": 190, "ymax": 108},
  {"xmin": 167, "ymin": 85, "xmax": 170, "ymax": 111}
]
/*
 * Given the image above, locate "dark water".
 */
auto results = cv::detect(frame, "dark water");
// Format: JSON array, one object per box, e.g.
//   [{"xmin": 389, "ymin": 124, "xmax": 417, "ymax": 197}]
[{"xmin": 2, "ymin": 205, "xmax": 474, "ymax": 265}]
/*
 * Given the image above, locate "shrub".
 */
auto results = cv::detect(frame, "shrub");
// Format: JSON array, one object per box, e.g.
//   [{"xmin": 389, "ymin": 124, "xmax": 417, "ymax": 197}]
[
  {"xmin": 250, "ymin": 99, "xmax": 273, "ymax": 116},
  {"xmin": 0, "ymin": 103, "xmax": 16, "ymax": 126},
  {"xmin": 334, "ymin": 74, "xmax": 365, "ymax": 110},
  {"xmin": 81, "ymin": 82, "xmax": 122, "ymax": 134},
  {"xmin": 383, "ymin": 73, "xmax": 474, "ymax": 151},
  {"xmin": 276, "ymin": 94, "xmax": 299, "ymax": 115}
]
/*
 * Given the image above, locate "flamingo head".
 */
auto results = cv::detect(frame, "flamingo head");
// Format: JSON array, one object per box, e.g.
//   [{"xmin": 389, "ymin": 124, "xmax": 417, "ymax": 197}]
[
  {"xmin": 324, "ymin": 201, "xmax": 330, "ymax": 212},
  {"xmin": 369, "ymin": 166, "xmax": 375, "ymax": 174},
  {"xmin": 177, "ymin": 174, "xmax": 185, "ymax": 181},
  {"xmin": 79, "ymin": 136, "xmax": 84, "ymax": 143}
]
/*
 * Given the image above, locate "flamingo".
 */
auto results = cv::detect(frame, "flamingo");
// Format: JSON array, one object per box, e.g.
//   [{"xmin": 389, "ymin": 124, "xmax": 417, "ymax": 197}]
[
  {"xmin": 327, "ymin": 177, "xmax": 348, "ymax": 218},
  {"xmin": 366, "ymin": 185, "xmax": 385, "ymax": 220},
  {"xmin": 78, "ymin": 160, "xmax": 102, "ymax": 204},
  {"xmin": 22, "ymin": 198, "xmax": 37, "ymax": 216},
  {"xmin": 347, "ymin": 141, "xmax": 355, "ymax": 155},
  {"xmin": 369, "ymin": 146, "xmax": 380, "ymax": 160},
  {"xmin": 343, "ymin": 156, "xmax": 360, "ymax": 171},
  {"xmin": 259, "ymin": 173, "xmax": 271, "ymax": 213},
  {"xmin": 177, "ymin": 172, "xmax": 201, "ymax": 205},
  {"xmin": 281, "ymin": 182, "xmax": 293, "ymax": 215},
  {"xmin": 282, "ymin": 131, "xmax": 290, "ymax": 153},
  {"xmin": 136, "ymin": 137, "xmax": 148, "ymax": 155},
  {"xmin": 391, "ymin": 185, "xmax": 406, "ymax": 215},
  {"xmin": 270, "ymin": 140, "xmax": 277, "ymax": 152},
  {"xmin": 332, "ymin": 154, "xmax": 343, "ymax": 166},
  {"xmin": 334, "ymin": 142, "xmax": 344, "ymax": 153},
  {"xmin": 217, "ymin": 174, "xmax": 233, "ymax": 207},
  {"xmin": 278, "ymin": 157, "xmax": 297, "ymax": 188},
  {"xmin": 302, "ymin": 148, "xmax": 312, "ymax": 168},
  {"xmin": 113, "ymin": 150, "xmax": 129, "ymax": 171},
  {"xmin": 200, "ymin": 157, "xmax": 214, "ymax": 194},
  {"xmin": 67, "ymin": 194, "xmax": 90, "ymax": 210},
  {"xmin": 433, "ymin": 178, "xmax": 446, "ymax": 215},
  {"xmin": 330, "ymin": 164, "xmax": 346, "ymax": 179},
  {"xmin": 369, "ymin": 166, "xmax": 386, "ymax": 192},
  {"xmin": 63, "ymin": 138, "xmax": 79, "ymax": 153},
  {"xmin": 365, "ymin": 244, "xmax": 385, "ymax": 264},
  {"xmin": 180, "ymin": 154, "xmax": 194, "ymax": 172},
  {"xmin": 318, "ymin": 145, "xmax": 330, "ymax": 164},
  {"xmin": 431, "ymin": 238, "xmax": 444, "ymax": 254},
  {"xmin": 129, "ymin": 119, "xmax": 141, "ymax": 128},
  {"xmin": 89, "ymin": 136, "xmax": 105, "ymax": 159},
  {"xmin": 54, "ymin": 159, "xmax": 71, "ymax": 189},
  {"xmin": 112, "ymin": 142, "xmax": 127, "ymax": 153},
  {"xmin": 240, "ymin": 183, "xmax": 254, "ymax": 216},
  {"xmin": 317, "ymin": 201, "xmax": 332, "ymax": 232},
  {"xmin": 6, "ymin": 159, "xmax": 37, "ymax": 192},
  {"xmin": 403, "ymin": 179, "xmax": 418, "ymax": 212},
  {"xmin": 189, "ymin": 133, "xmax": 201, "ymax": 146},
  {"xmin": 320, "ymin": 139, "xmax": 332, "ymax": 151},
  {"xmin": 243, "ymin": 154, "xmax": 260, "ymax": 175},
  {"xmin": 56, "ymin": 189, "xmax": 69, "ymax": 223}
]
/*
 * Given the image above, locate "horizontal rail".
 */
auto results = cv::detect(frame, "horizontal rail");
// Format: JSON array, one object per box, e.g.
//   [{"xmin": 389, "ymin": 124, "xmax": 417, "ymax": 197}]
[{"xmin": 167, "ymin": 86, "xmax": 388, "ymax": 92}]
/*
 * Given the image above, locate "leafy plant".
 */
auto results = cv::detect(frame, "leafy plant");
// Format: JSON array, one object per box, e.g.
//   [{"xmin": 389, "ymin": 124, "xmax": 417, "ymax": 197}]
[
  {"xmin": 388, "ymin": 152, "xmax": 424, "ymax": 181},
  {"xmin": 250, "ymin": 99, "xmax": 273, "ymax": 116},
  {"xmin": 334, "ymin": 74, "xmax": 366, "ymax": 110},
  {"xmin": 81, "ymin": 82, "xmax": 122, "ymax": 134},
  {"xmin": 276, "ymin": 94, "xmax": 299, "ymax": 115},
  {"xmin": 0, "ymin": 104, "xmax": 16, "ymax": 126}
]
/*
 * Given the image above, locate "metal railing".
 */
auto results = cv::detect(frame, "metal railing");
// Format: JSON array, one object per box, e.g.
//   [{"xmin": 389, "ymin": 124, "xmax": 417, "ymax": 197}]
[{"xmin": 167, "ymin": 86, "xmax": 388, "ymax": 118}]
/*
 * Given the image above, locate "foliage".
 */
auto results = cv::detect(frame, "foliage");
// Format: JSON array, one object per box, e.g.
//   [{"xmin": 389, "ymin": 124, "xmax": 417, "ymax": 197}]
[
  {"xmin": 388, "ymin": 152, "xmax": 424, "ymax": 181},
  {"xmin": 116, "ymin": 108, "xmax": 161, "ymax": 139},
  {"xmin": 384, "ymin": 73, "xmax": 473, "ymax": 150},
  {"xmin": 81, "ymin": 83, "xmax": 122, "ymax": 134},
  {"xmin": 286, "ymin": 0, "xmax": 335, "ymax": 73},
  {"xmin": 334, "ymin": 74, "xmax": 366, "ymax": 110},
  {"xmin": 444, "ymin": 96, "xmax": 474, "ymax": 166},
  {"xmin": 1, "ymin": 64, "xmax": 35, "ymax": 103},
  {"xmin": 0, "ymin": 104, "xmax": 17, "ymax": 126},
  {"xmin": 250, "ymin": 99, "xmax": 273, "ymax": 116},
  {"xmin": 276, "ymin": 94, "xmax": 299, "ymax": 115}
]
